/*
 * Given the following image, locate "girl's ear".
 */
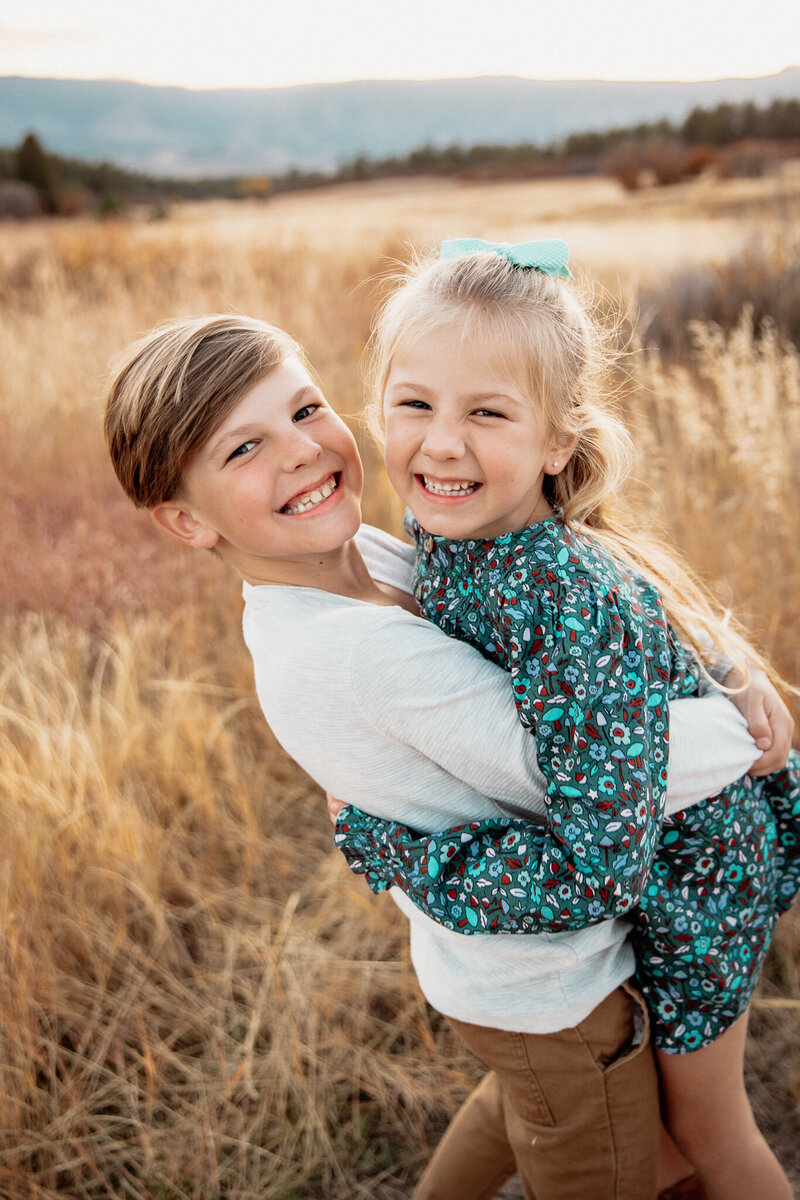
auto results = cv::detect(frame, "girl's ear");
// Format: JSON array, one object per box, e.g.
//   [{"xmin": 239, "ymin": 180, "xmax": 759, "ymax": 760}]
[
  {"xmin": 150, "ymin": 503, "xmax": 219, "ymax": 550},
  {"xmin": 546, "ymin": 432, "xmax": 579, "ymax": 475}
]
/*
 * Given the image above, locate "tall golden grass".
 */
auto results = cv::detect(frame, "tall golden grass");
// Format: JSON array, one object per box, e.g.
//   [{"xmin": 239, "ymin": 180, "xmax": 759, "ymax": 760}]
[{"xmin": 1, "ymin": 174, "xmax": 798, "ymax": 1198}]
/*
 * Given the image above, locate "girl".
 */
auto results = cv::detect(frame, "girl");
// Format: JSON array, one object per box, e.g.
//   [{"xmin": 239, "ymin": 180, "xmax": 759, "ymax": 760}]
[
  {"xmin": 105, "ymin": 312, "xmax": 789, "ymax": 1200},
  {"xmin": 331, "ymin": 240, "xmax": 800, "ymax": 1200}
]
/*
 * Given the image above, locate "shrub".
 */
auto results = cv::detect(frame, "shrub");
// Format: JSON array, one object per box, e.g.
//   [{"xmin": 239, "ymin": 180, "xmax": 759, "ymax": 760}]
[{"xmin": 635, "ymin": 233, "xmax": 800, "ymax": 359}]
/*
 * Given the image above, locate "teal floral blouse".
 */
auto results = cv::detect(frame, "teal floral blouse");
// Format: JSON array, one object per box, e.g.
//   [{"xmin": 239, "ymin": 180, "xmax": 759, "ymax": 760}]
[{"xmin": 336, "ymin": 512, "xmax": 700, "ymax": 932}]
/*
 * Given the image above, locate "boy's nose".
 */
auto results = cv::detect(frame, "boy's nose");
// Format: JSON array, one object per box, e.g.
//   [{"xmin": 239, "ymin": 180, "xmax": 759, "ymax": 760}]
[{"xmin": 281, "ymin": 427, "xmax": 322, "ymax": 470}]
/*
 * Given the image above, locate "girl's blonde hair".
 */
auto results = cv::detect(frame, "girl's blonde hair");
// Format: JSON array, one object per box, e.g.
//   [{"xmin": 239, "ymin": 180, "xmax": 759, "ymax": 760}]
[{"xmin": 366, "ymin": 250, "xmax": 765, "ymax": 682}]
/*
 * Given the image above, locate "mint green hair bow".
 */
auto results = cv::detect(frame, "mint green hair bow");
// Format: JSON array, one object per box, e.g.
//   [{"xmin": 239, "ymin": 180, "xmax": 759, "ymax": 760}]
[{"xmin": 440, "ymin": 237, "xmax": 573, "ymax": 279}]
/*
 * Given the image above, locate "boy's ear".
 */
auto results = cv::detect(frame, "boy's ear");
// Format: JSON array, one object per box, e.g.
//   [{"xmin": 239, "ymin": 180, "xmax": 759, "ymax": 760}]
[{"xmin": 150, "ymin": 502, "xmax": 219, "ymax": 550}]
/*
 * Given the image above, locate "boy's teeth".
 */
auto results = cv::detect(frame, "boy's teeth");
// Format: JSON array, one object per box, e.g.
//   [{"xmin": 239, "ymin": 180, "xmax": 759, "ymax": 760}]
[
  {"xmin": 423, "ymin": 477, "xmax": 477, "ymax": 496},
  {"xmin": 284, "ymin": 475, "xmax": 338, "ymax": 514}
]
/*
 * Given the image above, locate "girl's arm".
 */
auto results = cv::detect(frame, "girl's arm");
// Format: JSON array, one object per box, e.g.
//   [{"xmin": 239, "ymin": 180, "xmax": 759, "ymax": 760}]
[
  {"xmin": 335, "ymin": 585, "xmax": 674, "ymax": 934},
  {"xmin": 334, "ymin": 680, "xmax": 782, "ymax": 935}
]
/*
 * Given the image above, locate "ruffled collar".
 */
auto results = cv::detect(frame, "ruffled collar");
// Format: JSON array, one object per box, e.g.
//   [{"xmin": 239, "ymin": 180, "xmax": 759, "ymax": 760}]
[{"xmin": 406, "ymin": 507, "xmax": 565, "ymax": 555}]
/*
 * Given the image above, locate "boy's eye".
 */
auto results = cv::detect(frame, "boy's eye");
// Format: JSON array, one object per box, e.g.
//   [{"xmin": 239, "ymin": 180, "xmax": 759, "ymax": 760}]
[
  {"xmin": 226, "ymin": 440, "xmax": 257, "ymax": 462},
  {"xmin": 293, "ymin": 402, "xmax": 322, "ymax": 422}
]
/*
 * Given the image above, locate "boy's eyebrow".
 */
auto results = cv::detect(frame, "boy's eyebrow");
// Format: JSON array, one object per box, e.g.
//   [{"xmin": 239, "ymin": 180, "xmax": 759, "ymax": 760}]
[
  {"xmin": 208, "ymin": 423, "xmax": 261, "ymax": 460},
  {"xmin": 208, "ymin": 386, "xmax": 321, "ymax": 459}
]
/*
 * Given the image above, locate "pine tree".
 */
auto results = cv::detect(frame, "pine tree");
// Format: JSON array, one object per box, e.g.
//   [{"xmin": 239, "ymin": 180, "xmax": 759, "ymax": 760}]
[{"xmin": 16, "ymin": 132, "xmax": 57, "ymax": 212}]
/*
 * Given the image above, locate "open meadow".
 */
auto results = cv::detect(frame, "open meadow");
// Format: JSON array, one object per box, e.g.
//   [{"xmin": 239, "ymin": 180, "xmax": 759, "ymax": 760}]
[{"xmin": 1, "ymin": 170, "xmax": 799, "ymax": 1198}]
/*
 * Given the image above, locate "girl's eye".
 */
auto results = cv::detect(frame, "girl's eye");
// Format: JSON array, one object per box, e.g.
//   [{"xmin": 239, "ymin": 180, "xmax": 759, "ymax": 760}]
[
  {"xmin": 398, "ymin": 398, "xmax": 431, "ymax": 411},
  {"xmin": 474, "ymin": 408, "xmax": 505, "ymax": 419},
  {"xmin": 293, "ymin": 402, "xmax": 322, "ymax": 422},
  {"xmin": 227, "ymin": 440, "xmax": 257, "ymax": 462}
]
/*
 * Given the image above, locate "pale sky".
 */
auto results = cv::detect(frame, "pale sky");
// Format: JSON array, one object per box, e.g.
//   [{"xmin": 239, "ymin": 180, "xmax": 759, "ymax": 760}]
[{"xmin": 1, "ymin": 0, "xmax": 797, "ymax": 90}]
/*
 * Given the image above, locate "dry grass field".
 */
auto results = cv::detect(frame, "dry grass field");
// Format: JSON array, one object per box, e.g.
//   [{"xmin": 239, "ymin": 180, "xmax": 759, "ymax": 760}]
[{"xmin": 1, "ymin": 170, "xmax": 799, "ymax": 1199}]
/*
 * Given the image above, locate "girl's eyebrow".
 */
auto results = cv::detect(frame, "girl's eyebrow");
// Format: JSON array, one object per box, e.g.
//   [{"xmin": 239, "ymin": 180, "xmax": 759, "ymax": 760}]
[
  {"xmin": 386, "ymin": 381, "xmax": 431, "ymax": 394},
  {"xmin": 388, "ymin": 381, "xmax": 522, "ymax": 406},
  {"xmin": 470, "ymin": 391, "xmax": 523, "ymax": 406}
]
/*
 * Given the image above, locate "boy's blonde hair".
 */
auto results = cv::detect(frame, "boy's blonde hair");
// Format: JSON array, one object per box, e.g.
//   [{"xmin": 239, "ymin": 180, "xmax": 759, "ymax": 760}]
[
  {"xmin": 105, "ymin": 314, "xmax": 298, "ymax": 507},
  {"xmin": 366, "ymin": 250, "xmax": 765, "ymax": 680}
]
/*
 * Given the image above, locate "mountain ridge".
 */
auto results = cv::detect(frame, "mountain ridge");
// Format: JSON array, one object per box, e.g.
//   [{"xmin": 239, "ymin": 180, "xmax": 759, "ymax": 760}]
[{"xmin": 2, "ymin": 69, "xmax": 798, "ymax": 177}]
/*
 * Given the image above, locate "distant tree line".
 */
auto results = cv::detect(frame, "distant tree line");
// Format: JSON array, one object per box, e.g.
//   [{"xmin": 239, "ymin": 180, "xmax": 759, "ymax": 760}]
[
  {"xmin": 2, "ymin": 95, "xmax": 799, "ymax": 216},
  {"xmin": 330, "ymin": 98, "xmax": 800, "ymax": 189},
  {"xmin": 0, "ymin": 133, "xmax": 248, "ymax": 216}
]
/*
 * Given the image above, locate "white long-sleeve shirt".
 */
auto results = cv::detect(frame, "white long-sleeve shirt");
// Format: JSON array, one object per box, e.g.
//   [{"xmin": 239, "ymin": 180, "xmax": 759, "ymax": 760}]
[{"xmin": 242, "ymin": 525, "xmax": 757, "ymax": 1033}]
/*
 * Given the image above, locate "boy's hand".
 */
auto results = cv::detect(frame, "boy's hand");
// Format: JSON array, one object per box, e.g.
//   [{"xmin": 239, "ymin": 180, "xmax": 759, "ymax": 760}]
[
  {"xmin": 726, "ymin": 667, "xmax": 794, "ymax": 776},
  {"xmin": 326, "ymin": 791, "xmax": 346, "ymax": 824}
]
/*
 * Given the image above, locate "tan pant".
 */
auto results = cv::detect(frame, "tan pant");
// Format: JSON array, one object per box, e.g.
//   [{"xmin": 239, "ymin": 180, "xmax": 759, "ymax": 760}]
[{"xmin": 413, "ymin": 985, "xmax": 659, "ymax": 1200}]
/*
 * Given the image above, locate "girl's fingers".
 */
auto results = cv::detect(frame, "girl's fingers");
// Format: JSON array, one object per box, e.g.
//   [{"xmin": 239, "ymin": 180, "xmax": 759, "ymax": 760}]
[
  {"xmin": 755, "ymin": 694, "xmax": 794, "ymax": 774},
  {"xmin": 747, "ymin": 700, "xmax": 773, "ymax": 751},
  {"xmin": 748, "ymin": 696, "xmax": 792, "ymax": 776},
  {"xmin": 729, "ymin": 668, "xmax": 794, "ymax": 777},
  {"xmin": 326, "ymin": 791, "xmax": 346, "ymax": 823}
]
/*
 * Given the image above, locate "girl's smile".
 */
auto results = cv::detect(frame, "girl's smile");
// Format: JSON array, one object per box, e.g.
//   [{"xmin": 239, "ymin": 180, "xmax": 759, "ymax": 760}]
[
  {"xmin": 417, "ymin": 474, "xmax": 481, "ymax": 499},
  {"xmin": 383, "ymin": 321, "xmax": 571, "ymax": 540}
]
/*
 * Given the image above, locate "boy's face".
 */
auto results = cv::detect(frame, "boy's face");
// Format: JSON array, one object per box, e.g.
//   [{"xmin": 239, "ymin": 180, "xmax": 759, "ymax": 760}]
[
  {"xmin": 154, "ymin": 355, "xmax": 363, "ymax": 580},
  {"xmin": 383, "ymin": 321, "xmax": 566, "ymax": 539}
]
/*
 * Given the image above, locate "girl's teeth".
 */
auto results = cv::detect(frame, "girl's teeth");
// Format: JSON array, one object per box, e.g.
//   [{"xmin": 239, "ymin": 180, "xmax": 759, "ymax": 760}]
[
  {"xmin": 424, "ymin": 477, "xmax": 477, "ymax": 496},
  {"xmin": 284, "ymin": 475, "xmax": 337, "ymax": 514}
]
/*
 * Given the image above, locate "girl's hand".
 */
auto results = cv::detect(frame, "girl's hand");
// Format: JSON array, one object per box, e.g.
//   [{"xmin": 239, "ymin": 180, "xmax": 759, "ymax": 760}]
[
  {"xmin": 726, "ymin": 667, "xmax": 794, "ymax": 776},
  {"xmin": 326, "ymin": 791, "xmax": 346, "ymax": 824}
]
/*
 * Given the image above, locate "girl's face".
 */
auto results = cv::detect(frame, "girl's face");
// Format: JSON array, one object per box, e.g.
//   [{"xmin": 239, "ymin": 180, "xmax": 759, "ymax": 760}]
[
  {"xmin": 383, "ymin": 320, "xmax": 568, "ymax": 539},
  {"xmin": 154, "ymin": 355, "xmax": 364, "ymax": 581}
]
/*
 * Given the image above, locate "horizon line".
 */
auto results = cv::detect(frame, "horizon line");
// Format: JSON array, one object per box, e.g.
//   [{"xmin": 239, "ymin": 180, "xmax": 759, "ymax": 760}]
[{"xmin": 2, "ymin": 66, "xmax": 799, "ymax": 92}]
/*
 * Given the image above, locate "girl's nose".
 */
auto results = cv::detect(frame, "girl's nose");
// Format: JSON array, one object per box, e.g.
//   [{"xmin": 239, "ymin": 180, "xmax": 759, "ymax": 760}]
[{"xmin": 422, "ymin": 415, "xmax": 465, "ymax": 460}]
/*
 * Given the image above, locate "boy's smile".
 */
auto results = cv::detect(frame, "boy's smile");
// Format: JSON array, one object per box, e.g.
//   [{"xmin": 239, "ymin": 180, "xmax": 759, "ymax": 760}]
[
  {"xmin": 383, "ymin": 321, "xmax": 567, "ymax": 540},
  {"xmin": 281, "ymin": 471, "xmax": 341, "ymax": 515},
  {"xmin": 153, "ymin": 355, "xmax": 364, "ymax": 582}
]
